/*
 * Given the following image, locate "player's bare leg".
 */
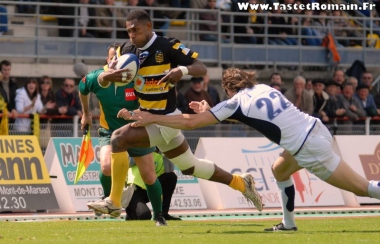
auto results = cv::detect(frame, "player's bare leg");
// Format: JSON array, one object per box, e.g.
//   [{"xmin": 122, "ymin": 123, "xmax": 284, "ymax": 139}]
[
  {"xmin": 325, "ymin": 159, "xmax": 380, "ymax": 198},
  {"xmin": 265, "ymin": 150, "xmax": 302, "ymax": 231}
]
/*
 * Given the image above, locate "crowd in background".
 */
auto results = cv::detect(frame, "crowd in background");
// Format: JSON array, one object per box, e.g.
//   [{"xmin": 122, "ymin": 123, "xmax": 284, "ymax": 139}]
[
  {"xmin": 0, "ymin": 60, "xmax": 83, "ymax": 136},
  {"xmin": 1, "ymin": 0, "xmax": 380, "ymax": 47},
  {"xmin": 268, "ymin": 67, "xmax": 380, "ymax": 129}
]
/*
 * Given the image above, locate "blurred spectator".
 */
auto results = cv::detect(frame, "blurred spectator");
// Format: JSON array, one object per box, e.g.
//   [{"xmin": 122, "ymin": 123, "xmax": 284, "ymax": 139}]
[
  {"xmin": 39, "ymin": 76, "xmax": 57, "ymax": 120},
  {"xmin": 268, "ymin": 8, "xmax": 297, "ymax": 45},
  {"xmin": 301, "ymin": 10, "xmax": 322, "ymax": 46},
  {"xmin": 231, "ymin": 0, "xmax": 262, "ymax": 44},
  {"xmin": 202, "ymin": 74, "xmax": 221, "ymax": 106},
  {"xmin": 269, "ymin": 72, "xmax": 287, "ymax": 94},
  {"xmin": 14, "ymin": 78, "xmax": 44, "ymax": 134},
  {"xmin": 78, "ymin": 0, "xmax": 98, "ymax": 37},
  {"xmin": 328, "ymin": 10, "xmax": 360, "ymax": 47},
  {"xmin": 54, "ymin": 78, "xmax": 82, "ymax": 125},
  {"xmin": 39, "ymin": 75, "xmax": 57, "ymax": 149},
  {"xmin": 96, "ymin": 0, "xmax": 128, "ymax": 39},
  {"xmin": 0, "ymin": 60, "xmax": 18, "ymax": 120},
  {"xmin": 324, "ymin": 80, "xmax": 346, "ymax": 120},
  {"xmin": 0, "ymin": 5, "xmax": 8, "ymax": 35},
  {"xmin": 270, "ymin": 82, "xmax": 281, "ymax": 91},
  {"xmin": 333, "ymin": 68, "xmax": 346, "ymax": 94},
  {"xmin": 190, "ymin": 0, "xmax": 207, "ymax": 8},
  {"xmin": 52, "ymin": 0, "xmax": 76, "ymax": 37},
  {"xmin": 347, "ymin": 76, "xmax": 358, "ymax": 90},
  {"xmin": 311, "ymin": 79, "xmax": 329, "ymax": 122},
  {"xmin": 305, "ymin": 79, "xmax": 313, "ymax": 93},
  {"xmin": 355, "ymin": 84, "xmax": 379, "ymax": 117},
  {"xmin": 339, "ymin": 82, "xmax": 366, "ymax": 121},
  {"xmin": 176, "ymin": 87, "xmax": 188, "ymax": 113},
  {"xmin": 311, "ymin": 10, "xmax": 330, "ymax": 40},
  {"xmin": 185, "ymin": 77, "xmax": 213, "ymax": 114},
  {"xmin": 284, "ymin": 75, "xmax": 313, "ymax": 115},
  {"xmin": 139, "ymin": 0, "xmax": 170, "ymax": 36},
  {"xmin": 360, "ymin": 71, "xmax": 378, "ymax": 96},
  {"xmin": 199, "ymin": 0, "xmax": 230, "ymax": 43}
]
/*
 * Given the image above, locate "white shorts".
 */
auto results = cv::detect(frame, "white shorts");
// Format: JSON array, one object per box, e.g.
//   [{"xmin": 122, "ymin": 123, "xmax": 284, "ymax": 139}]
[
  {"xmin": 295, "ymin": 119, "xmax": 341, "ymax": 180},
  {"xmin": 145, "ymin": 109, "xmax": 185, "ymax": 152}
]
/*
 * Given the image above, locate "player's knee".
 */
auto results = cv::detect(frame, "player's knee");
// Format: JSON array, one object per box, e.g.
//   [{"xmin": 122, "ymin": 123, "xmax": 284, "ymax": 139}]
[
  {"xmin": 169, "ymin": 148, "xmax": 215, "ymax": 180},
  {"xmin": 111, "ymin": 128, "xmax": 130, "ymax": 151}
]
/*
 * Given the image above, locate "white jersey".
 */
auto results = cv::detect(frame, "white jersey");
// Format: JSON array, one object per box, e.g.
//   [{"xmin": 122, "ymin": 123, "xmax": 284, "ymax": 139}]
[{"xmin": 210, "ymin": 84, "xmax": 318, "ymax": 155}]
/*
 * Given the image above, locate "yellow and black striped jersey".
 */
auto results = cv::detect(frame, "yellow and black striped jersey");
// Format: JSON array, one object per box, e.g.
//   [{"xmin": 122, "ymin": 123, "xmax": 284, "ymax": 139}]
[{"xmin": 120, "ymin": 35, "xmax": 198, "ymax": 115}]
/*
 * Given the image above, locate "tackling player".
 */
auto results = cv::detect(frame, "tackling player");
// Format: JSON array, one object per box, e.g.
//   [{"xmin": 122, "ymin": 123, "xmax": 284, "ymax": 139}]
[{"xmin": 126, "ymin": 68, "xmax": 380, "ymax": 231}]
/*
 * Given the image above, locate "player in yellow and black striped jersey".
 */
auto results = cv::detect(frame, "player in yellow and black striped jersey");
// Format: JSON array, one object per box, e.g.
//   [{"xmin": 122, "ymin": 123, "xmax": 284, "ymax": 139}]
[
  {"xmin": 87, "ymin": 9, "xmax": 263, "ymax": 225},
  {"xmin": 119, "ymin": 37, "xmax": 197, "ymax": 115}
]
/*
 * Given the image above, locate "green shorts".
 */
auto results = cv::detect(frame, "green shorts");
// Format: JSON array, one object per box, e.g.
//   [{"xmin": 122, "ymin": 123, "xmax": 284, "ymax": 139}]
[{"xmin": 98, "ymin": 127, "xmax": 155, "ymax": 157}]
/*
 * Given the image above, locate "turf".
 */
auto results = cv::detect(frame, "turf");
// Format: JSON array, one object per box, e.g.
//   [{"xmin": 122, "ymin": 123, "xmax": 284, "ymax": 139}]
[{"xmin": 1, "ymin": 217, "xmax": 379, "ymax": 244}]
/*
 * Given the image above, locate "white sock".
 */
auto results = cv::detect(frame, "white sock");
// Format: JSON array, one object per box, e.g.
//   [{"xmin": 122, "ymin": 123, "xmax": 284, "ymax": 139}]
[
  {"xmin": 368, "ymin": 181, "xmax": 380, "ymax": 199},
  {"xmin": 277, "ymin": 178, "xmax": 296, "ymax": 228}
]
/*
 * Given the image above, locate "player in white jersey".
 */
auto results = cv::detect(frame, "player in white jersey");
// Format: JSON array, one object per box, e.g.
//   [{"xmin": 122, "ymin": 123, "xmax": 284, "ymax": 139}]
[{"xmin": 122, "ymin": 68, "xmax": 380, "ymax": 231}]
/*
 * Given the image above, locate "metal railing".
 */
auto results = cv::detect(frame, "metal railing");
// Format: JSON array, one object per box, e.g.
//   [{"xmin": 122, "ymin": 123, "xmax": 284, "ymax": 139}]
[{"xmin": 1, "ymin": 1, "xmax": 380, "ymax": 69}]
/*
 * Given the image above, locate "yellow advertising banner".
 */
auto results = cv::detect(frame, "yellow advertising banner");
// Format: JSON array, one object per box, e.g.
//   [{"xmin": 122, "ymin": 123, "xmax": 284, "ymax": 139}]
[
  {"xmin": 0, "ymin": 136, "xmax": 58, "ymax": 211},
  {"xmin": 0, "ymin": 136, "xmax": 52, "ymax": 184}
]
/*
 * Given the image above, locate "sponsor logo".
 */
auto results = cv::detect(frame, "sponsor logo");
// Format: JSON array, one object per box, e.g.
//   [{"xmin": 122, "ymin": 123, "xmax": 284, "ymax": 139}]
[
  {"xmin": 155, "ymin": 50, "xmax": 164, "ymax": 64},
  {"xmin": 359, "ymin": 143, "xmax": 380, "ymax": 181},
  {"xmin": 0, "ymin": 137, "xmax": 51, "ymax": 184},
  {"xmin": 124, "ymin": 88, "xmax": 137, "ymax": 101}
]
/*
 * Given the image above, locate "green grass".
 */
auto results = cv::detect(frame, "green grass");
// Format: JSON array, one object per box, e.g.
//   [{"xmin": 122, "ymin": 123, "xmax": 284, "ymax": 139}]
[{"xmin": 1, "ymin": 217, "xmax": 379, "ymax": 244}]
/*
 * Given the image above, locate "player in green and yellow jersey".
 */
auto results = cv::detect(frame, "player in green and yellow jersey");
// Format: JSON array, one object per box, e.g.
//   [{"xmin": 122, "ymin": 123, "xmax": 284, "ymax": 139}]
[{"xmin": 79, "ymin": 43, "xmax": 164, "ymax": 225}]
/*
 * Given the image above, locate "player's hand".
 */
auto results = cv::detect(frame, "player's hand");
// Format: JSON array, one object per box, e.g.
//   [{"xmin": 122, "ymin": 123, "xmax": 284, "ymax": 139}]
[
  {"xmin": 158, "ymin": 67, "xmax": 183, "ymax": 88},
  {"xmin": 108, "ymin": 55, "xmax": 118, "ymax": 69},
  {"xmin": 117, "ymin": 108, "xmax": 139, "ymax": 120},
  {"xmin": 189, "ymin": 100, "xmax": 211, "ymax": 114},
  {"xmin": 129, "ymin": 110, "xmax": 155, "ymax": 127},
  {"xmin": 104, "ymin": 68, "xmax": 133, "ymax": 83},
  {"xmin": 81, "ymin": 113, "xmax": 92, "ymax": 130}
]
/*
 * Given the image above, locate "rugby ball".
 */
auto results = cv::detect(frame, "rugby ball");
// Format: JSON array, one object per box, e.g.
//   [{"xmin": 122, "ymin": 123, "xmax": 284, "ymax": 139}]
[{"xmin": 114, "ymin": 53, "xmax": 139, "ymax": 86}]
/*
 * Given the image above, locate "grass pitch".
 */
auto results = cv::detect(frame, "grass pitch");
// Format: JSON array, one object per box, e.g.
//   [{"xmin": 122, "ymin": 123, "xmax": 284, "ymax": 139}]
[{"xmin": 1, "ymin": 217, "xmax": 379, "ymax": 244}]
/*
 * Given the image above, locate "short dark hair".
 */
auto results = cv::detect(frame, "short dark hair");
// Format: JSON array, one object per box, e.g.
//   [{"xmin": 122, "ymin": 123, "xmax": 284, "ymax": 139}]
[
  {"xmin": 269, "ymin": 72, "xmax": 281, "ymax": 80},
  {"xmin": 126, "ymin": 9, "xmax": 151, "ymax": 22},
  {"xmin": 0, "ymin": 60, "xmax": 11, "ymax": 69}
]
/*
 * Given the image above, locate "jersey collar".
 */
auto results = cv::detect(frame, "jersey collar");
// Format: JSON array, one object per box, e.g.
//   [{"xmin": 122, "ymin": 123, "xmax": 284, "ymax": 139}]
[{"xmin": 139, "ymin": 32, "xmax": 157, "ymax": 51}]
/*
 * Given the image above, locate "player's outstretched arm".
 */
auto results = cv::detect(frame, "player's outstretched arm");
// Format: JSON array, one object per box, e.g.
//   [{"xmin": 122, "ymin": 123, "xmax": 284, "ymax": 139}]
[
  {"xmin": 128, "ymin": 110, "xmax": 218, "ymax": 130},
  {"xmin": 98, "ymin": 68, "xmax": 132, "ymax": 86}
]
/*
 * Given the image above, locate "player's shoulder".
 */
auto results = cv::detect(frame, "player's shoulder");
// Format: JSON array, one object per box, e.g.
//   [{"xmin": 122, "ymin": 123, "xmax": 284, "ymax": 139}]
[
  {"xmin": 86, "ymin": 68, "xmax": 104, "ymax": 81},
  {"xmin": 156, "ymin": 36, "xmax": 183, "ymax": 49},
  {"xmin": 120, "ymin": 41, "xmax": 138, "ymax": 54}
]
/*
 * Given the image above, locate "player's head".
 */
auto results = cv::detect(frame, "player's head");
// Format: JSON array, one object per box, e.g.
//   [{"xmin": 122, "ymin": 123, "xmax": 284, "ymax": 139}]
[
  {"xmin": 106, "ymin": 43, "xmax": 121, "ymax": 64},
  {"xmin": 222, "ymin": 68, "xmax": 256, "ymax": 97},
  {"xmin": 126, "ymin": 9, "xmax": 153, "ymax": 48}
]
